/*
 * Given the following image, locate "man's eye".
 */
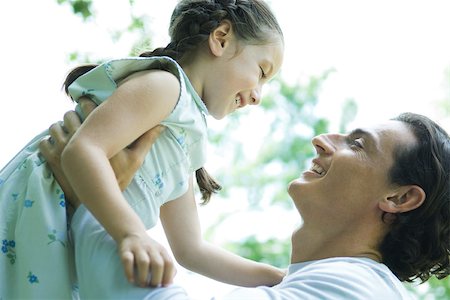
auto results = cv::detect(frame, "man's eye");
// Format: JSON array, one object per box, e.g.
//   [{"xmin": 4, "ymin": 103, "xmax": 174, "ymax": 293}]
[
  {"xmin": 346, "ymin": 136, "xmax": 364, "ymax": 149},
  {"xmin": 351, "ymin": 138, "xmax": 364, "ymax": 149}
]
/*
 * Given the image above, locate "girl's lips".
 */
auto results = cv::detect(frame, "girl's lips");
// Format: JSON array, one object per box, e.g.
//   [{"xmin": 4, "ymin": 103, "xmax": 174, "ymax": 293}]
[
  {"xmin": 235, "ymin": 95, "xmax": 242, "ymax": 106},
  {"xmin": 235, "ymin": 93, "xmax": 248, "ymax": 108}
]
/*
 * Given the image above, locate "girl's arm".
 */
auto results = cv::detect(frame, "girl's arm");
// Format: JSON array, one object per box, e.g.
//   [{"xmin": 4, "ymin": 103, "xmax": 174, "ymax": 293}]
[
  {"xmin": 40, "ymin": 98, "xmax": 165, "ymax": 207},
  {"xmin": 61, "ymin": 69, "xmax": 180, "ymax": 287},
  {"xmin": 160, "ymin": 177, "xmax": 285, "ymax": 287}
]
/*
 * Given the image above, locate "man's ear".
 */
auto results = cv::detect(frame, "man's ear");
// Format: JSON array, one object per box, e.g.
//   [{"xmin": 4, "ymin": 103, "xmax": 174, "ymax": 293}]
[
  {"xmin": 208, "ymin": 20, "xmax": 233, "ymax": 57},
  {"xmin": 379, "ymin": 185, "xmax": 426, "ymax": 213}
]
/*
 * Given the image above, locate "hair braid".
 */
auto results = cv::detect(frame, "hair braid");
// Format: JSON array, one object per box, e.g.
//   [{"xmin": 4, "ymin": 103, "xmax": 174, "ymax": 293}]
[{"xmin": 63, "ymin": 0, "xmax": 282, "ymax": 204}]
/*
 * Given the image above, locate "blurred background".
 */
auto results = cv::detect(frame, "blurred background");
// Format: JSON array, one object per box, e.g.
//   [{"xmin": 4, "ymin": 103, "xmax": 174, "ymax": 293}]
[{"xmin": 1, "ymin": 0, "xmax": 449, "ymax": 299}]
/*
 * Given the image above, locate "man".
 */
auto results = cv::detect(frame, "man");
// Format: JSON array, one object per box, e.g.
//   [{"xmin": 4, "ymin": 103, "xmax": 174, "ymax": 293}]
[
  {"xmin": 41, "ymin": 102, "xmax": 449, "ymax": 299},
  {"xmin": 219, "ymin": 113, "xmax": 450, "ymax": 299}
]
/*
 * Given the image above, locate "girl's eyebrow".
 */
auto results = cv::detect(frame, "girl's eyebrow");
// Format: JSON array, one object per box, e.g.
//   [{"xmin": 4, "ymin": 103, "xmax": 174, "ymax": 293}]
[
  {"xmin": 261, "ymin": 59, "xmax": 274, "ymax": 78},
  {"xmin": 266, "ymin": 62, "xmax": 274, "ymax": 76}
]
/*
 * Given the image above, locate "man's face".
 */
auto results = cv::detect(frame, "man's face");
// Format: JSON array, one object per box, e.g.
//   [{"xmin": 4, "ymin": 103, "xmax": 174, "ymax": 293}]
[{"xmin": 288, "ymin": 120, "xmax": 417, "ymax": 228}]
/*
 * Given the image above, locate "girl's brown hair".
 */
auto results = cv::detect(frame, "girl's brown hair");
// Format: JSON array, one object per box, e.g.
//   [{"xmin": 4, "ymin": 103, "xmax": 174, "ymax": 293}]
[{"xmin": 63, "ymin": 0, "xmax": 283, "ymax": 203}]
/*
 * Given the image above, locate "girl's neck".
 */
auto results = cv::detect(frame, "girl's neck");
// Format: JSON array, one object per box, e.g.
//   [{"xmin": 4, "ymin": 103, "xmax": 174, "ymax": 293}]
[
  {"xmin": 181, "ymin": 64, "xmax": 204, "ymax": 100},
  {"xmin": 179, "ymin": 50, "xmax": 211, "ymax": 99}
]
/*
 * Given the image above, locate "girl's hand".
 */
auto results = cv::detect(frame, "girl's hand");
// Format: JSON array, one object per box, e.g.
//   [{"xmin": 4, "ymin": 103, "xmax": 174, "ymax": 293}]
[{"xmin": 119, "ymin": 231, "xmax": 176, "ymax": 287}]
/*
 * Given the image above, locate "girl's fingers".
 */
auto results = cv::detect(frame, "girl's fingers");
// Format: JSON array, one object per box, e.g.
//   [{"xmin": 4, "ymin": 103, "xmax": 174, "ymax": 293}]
[
  {"xmin": 121, "ymin": 251, "xmax": 135, "ymax": 283},
  {"xmin": 161, "ymin": 251, "xmax": 176, "ymax": 287},
  {"xmin": 147, "ymin": 252, "xmax": 164, "ymax": 287},
  {"xmin": 120, "ymin": 244, "xmax": 175, "ymax": 287},
  {"xmin": 135, "ymin": 251, "xmax": 150, "ymax": 286}
]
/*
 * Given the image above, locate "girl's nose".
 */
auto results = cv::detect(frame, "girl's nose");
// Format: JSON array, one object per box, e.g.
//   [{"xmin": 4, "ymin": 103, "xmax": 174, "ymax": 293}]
[{"xmin": 250, "ymin": 86, "xmax": 262, "ymax": 105}]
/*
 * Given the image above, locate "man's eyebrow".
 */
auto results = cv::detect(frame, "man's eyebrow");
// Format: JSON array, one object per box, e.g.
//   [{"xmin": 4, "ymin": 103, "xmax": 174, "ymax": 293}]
[{"xmin": 349, "ymin": 128, "xmax": 380, "ymax": 150}]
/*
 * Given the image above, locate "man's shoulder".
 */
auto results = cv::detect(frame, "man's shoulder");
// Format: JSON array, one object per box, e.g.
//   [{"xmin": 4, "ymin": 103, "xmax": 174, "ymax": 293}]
[
  {"xmin": 293, "ymin": 257, "xmax": 387, "ymax": 273},
  {"xmin": 283, "ymin": 257, "xmax": 413, "ymax": 299}
]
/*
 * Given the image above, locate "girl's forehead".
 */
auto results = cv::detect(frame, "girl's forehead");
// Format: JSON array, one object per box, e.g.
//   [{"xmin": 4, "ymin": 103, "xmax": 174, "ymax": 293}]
[{"xmin": 238, "ymin": 35, "xmax": 284, "ymax": 60}]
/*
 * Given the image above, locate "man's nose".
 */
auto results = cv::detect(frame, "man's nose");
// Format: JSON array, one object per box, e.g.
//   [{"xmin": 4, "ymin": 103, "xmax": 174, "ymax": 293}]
[{"xmin": 312, "ymin": 133, "xmax": 342, "ymax": 154}]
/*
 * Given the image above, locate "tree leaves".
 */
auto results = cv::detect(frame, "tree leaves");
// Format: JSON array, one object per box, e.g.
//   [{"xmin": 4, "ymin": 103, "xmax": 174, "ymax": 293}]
[{"xmin": 57, "ymin": 0, "xmax": 93, "ymax": 20}]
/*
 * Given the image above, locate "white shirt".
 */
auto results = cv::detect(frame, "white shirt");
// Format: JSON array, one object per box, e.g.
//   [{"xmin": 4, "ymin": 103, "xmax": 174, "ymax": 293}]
[{"xmin": 217, "ymin": 257, "xmax": 414, "ymax": 300}]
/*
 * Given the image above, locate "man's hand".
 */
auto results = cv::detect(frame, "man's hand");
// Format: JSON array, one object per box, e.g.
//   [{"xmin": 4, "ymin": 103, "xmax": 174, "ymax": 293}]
[{"xmin": 39, "ymin": 97, "xmax": 164, "ymax": 208}]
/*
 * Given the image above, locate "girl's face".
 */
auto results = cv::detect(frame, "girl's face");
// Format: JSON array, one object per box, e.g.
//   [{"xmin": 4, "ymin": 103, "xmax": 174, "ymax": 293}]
[{"xmin": 201, "ymin": 35, "xmax": 284, "ymax": 120}]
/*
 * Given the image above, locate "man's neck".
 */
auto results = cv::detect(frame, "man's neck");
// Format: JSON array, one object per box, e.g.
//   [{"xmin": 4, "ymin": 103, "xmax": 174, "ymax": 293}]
[{"xmin": 290, "ymin": 224, "xmax": 383, "ymax": 264}]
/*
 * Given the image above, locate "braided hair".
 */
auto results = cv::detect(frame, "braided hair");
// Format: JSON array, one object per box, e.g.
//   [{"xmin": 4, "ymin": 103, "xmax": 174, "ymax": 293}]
[
  {"xmin": 143, "ymin": 0, "xmax": 283, "ymax": 60},
  {"xmin": 63, "ymin": 0, "xmax": 283, "ymax": 203}
]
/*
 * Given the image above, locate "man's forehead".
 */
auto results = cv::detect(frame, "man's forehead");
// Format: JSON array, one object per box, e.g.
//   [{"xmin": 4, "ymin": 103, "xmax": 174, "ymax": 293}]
[
  {"xmin": 374, "ymin": 121, "xmax": 416, "ymax": 148},
  {"xmin": 351, "ymin": 120, "xmax": 416, "ymax": 152}
]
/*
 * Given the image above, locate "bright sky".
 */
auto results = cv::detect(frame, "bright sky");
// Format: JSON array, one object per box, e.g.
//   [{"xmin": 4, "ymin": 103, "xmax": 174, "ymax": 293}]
[
  {"xmin": 1, "ymin": 0, "xmax": 450, "ymax": 168},
  {"xmin": 1, "ymin": 0, "xmax": 449, "ymax": 298}
]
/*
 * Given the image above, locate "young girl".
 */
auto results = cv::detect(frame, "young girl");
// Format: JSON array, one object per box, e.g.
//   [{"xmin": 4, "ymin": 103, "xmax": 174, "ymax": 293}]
[{"xmin": 0, "ymin": 0, "xmax": 284, "ymax": 298}]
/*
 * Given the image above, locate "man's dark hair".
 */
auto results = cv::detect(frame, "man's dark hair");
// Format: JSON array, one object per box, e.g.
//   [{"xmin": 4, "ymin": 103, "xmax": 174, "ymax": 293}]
[{"xmin": 381, "ymin": 112, "xmax": 450, "ymax": 283}]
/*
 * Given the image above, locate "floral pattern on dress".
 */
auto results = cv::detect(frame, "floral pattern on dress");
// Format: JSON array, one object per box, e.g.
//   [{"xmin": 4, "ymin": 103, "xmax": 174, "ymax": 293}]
[
  {"xmin": 27, "ymin": 272, "xmax": 39, "ymax": 284},
  {"xmin": 152, "ymin": 174, "xmax": 165, "ymax": 197},
  {"xmin": 175, "ymin": 128, "xmax": 187, "ymax": 149},
  {"xmin": 48, "ymin": 229, "xmax": 66, "ymax": 247},
  {"xmin": 1, "ymin": 239, "xmax": 16, "ymax": 264},
  {"xmin": 11, "ymin": 193, "xmax": 19, "ymax": 202},
  {"xmin": 81, "ymin": 89, "xmax": 95, "ymax": 98},
  {"xmin": 24, "ymin": 199, "xmax": 34, "ymax": 208},
  {"xmin": 56, "ymin": 188, "xmax": 65, "ymax": 208},
  {"xmin": 17, "ymin": 160, "xmax": 28, "ymax": 171},
  {"xmin": 34, "ymin": 155, "xmax": 45, "ymax": 167},
  {"xmin": 1, "ymin": 57, "xmax": 206, "ymax": 298}
]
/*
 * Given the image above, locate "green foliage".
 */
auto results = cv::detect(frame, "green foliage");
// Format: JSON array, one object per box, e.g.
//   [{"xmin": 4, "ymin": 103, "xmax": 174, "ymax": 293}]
[
  {"xmin": 339, "ymin": 98, "xmax": 358, "ymax": 133},
  {"xmin": 56, "ymin": 0, "xmax": 153, "ymax": 63},
  {"xmin": 438, "ymin": 66, "xmax": 450, "ymax": 115},
  {"xmin": 427, "ymin": 277, "xmax": 450, "ymax": 299},
  {"xmin": 406, "ymin": 277, "xmax": 450, "ymax": 300},
  {"xmin": 66, "ymin": 51, "xmax": 96, "ymax": 65},
  {"xmin": 403, "ymin": 61, "xmax": 450, "ymax": 300},
  {"xmin": 208, "ymin": 70, "xmax": 359, "ymax": 264},
  {"xmin": 210, "ymin": 70, "xmax": 337, "ymax": 209},
  {"xmin": 57, "ymin": 0, "xmax": 93, "ymax": 20},
  {"xmin": 225, "ymin": 236, "xmax": 291, "ymax": 268},
  {"xmin": 55, "ymin": 0, "xmax": 450, "ymax": 295}
]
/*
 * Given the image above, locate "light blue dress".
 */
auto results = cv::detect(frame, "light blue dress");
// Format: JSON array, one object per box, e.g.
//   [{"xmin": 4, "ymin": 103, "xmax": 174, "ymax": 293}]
[{"xmin": 0, "ymin": 56, "xmax": 207, "ymax": 299}]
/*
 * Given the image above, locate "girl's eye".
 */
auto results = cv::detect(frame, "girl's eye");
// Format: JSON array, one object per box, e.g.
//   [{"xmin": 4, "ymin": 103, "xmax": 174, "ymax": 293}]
[{"xmin": 260, "ymin": 67, "xmax": 266, "ymax": 79}]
